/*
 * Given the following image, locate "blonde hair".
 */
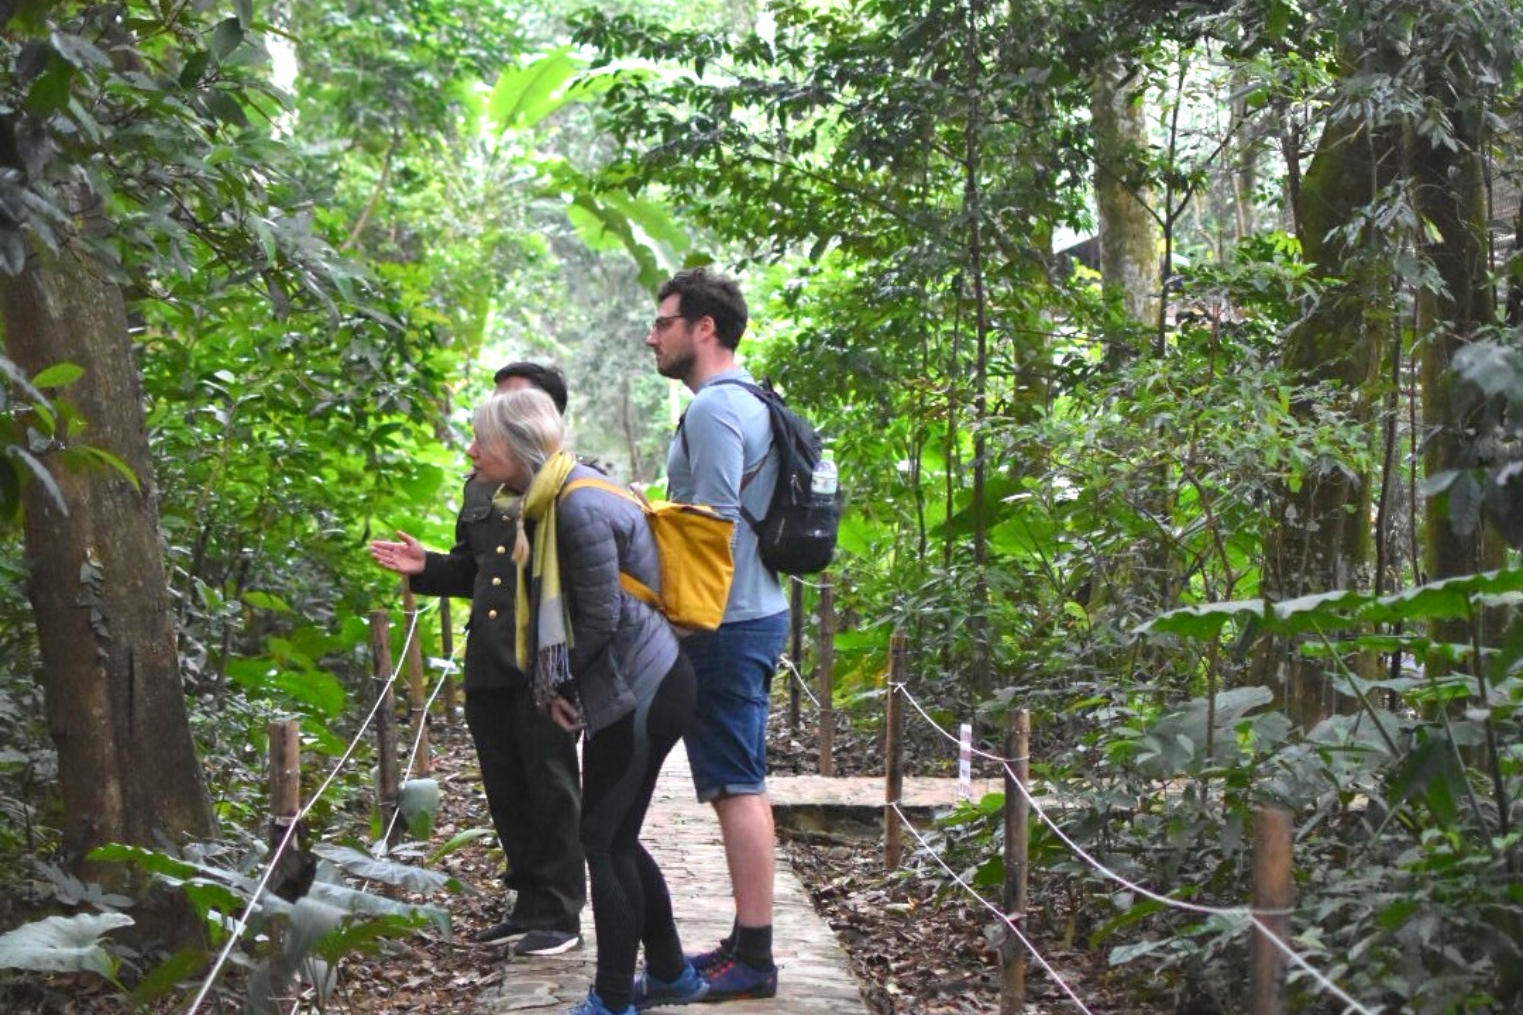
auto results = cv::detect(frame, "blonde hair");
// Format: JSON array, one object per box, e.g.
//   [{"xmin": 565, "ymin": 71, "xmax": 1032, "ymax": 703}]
[{"xmin": 472, "ymin": 387, "xmax": 566, "ymax": 477}]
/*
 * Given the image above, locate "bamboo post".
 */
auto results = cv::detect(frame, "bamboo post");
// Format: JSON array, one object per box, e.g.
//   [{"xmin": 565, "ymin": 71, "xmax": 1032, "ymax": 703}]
[
  {"xmin": 1000, "ymin": 709, "xmax": 1030, "ymax": 1015},
  {"xmin": 268, "ymin": 719, "xmax": 301, "ymax": 839},
  {"xmin": 400, "ymin": 579, "xmax": 430, "ymax": 775},
  {"xmin": 369, "ymin": 610, "xmax": 400, "ymax": 845},
  {"xmin": 884, "ymin": 631, "xmax": 907, "ymax": 868},
  {"xmin": 440, "ymin": 598, "xmax": 457, "ymax": 723},
  {"xmin": 1251, "ymin": 806, "xmax": 1294, "ymax": 1015},
  {"xmin": 265, "ymin": 719, "xmax": 304, "ymax": 916},
  {"xmin": 818, "ymin": 577, "xmax": 836, "ymax": 777},
  {"xmin": 788, "ymin": 578, "xmax": 803, "ymax": 732}
]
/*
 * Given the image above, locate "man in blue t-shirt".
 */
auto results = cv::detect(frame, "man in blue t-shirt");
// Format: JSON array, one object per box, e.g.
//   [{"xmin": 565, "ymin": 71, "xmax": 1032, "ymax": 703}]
[{"xmin": 644, "ymin": 268, "xmax": 787, "ymax": 1003}]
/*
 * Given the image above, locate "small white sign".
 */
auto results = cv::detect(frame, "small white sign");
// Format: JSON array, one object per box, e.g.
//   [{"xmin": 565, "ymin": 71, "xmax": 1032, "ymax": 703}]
[{"xmin": 958, "ymin": 722, "xmax": 972, "ymax": 799}]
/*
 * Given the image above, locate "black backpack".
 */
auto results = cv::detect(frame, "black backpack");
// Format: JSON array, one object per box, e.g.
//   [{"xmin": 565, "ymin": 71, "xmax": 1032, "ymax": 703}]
[{"xmin": 685, "ymin": 378, "xmax": 840, "ymax": 575}]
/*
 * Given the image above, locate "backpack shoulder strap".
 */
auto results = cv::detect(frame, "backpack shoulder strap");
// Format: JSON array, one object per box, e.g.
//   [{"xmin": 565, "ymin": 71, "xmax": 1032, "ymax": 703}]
[
  {"xmin": 560, "ymin": 475, "xmax": 644, "ymax": 506},
  {"xmin": 684, "ymin": 378, "xmax": 784, "ymax": 530},
  {"xmin": 556, "ymin": 477, "xmax": 661, "ymax": 611}
]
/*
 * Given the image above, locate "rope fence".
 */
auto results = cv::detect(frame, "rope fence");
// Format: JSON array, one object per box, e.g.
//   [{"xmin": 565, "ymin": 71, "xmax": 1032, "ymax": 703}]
[
  {"xmin": 183, "ymin": 597, "xmax": 457, "ymax": 1015},
  {"xmin": 877, "ymin": 668, "xmax": 1382, "ymax": 1015},
  {"xmin": 182, "ymin": 593, "xmax": 1384, "ymax": 1015}
]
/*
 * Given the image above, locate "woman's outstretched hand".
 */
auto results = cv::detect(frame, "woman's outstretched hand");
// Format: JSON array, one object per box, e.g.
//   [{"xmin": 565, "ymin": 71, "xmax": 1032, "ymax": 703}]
[{"xmin": 369, "ymin": 530, "xmax": 427, "ymax": 576}]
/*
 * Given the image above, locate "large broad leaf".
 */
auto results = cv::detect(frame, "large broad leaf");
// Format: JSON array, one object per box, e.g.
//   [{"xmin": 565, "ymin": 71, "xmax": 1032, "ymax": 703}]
[
  {"xmin": 399, "ymin": 778, "xmax": 440, "ymax": 840},
  {"xmin": 1140, "ymin": 597, "xmax": 1265, "ymax": 640},
  {"xmin": 0, "ymin": 912, "xmax": 134, "ymax": 976},
  {"xmin": 1138, "ymin": 686, "xmax": 1276, "ymax": 774},
  {"xmin": 487, "ymin": 48, "xmax": 578, "ymax": 133},
  {"xmin": 1141, "ymin": 568, "xmax": 1523, "ymax": 641},
  {"xmin": 311, "ymin": 844, "xmax": 457, "ymax": 898}
]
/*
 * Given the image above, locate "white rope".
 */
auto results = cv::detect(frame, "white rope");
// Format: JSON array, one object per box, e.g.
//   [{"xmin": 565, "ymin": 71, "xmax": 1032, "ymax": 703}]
[
  {"xmin": 183, "ymin": 602, "xmax": 432, "ymax": 1015},
  {"xmin": 888, "ymin": 800, "xmax": 1098, "ymax": 1015},
  {"xmin": 891, "ymin": 680, "xmax": 1028, "ymax": 766},
  {"xmin": 381, "ymin": 613, "xmax": 464, "ymax": 846},
  {"xmin": 776, "ymin": 653, "xmax": 821, "ymax": 708},
  {"xmin": 889, "ymin": 682, "xmax": 1381, "ymax": 1015}
]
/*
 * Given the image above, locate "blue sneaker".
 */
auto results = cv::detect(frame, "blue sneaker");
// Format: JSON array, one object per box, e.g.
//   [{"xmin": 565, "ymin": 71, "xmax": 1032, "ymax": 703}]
[
  {"xmin": 632, "ymin": 962, "xmax": 709, "ymax": 1010},
  {"xmin": 685, "ymin": 943, "xmax": 731, "ymax": 975},
  {"xmin": 567, "ymin": 988, "xmax": 633, "ymax": 1015},
  {"xmin": 698, "ymin": 956, "xmax": 777, "ymax": 1002}
]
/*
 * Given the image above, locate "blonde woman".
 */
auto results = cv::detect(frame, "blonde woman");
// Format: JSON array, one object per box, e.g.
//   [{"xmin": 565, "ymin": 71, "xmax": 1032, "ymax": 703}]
[{"xmin": 469, "ymin": 388, "xmax": 706, "ymax": 1015}]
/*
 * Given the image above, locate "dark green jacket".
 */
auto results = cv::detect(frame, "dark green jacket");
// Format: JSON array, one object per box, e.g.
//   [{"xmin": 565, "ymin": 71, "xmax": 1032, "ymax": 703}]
[{"xmin": 409, "ymin": 478, "xmax": 526, "ymax": 692}]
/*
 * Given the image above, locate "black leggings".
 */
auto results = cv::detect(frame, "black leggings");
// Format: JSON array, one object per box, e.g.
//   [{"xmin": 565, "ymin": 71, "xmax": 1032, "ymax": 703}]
[{"xmin": 581, "ymin": 653, "xmax": 697, "ymax": 1011}]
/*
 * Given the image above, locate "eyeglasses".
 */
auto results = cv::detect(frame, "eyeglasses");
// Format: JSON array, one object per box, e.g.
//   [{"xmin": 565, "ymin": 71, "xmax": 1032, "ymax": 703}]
[{"xmin": 650, "ymin": 314, "xmax": 686, "ymax": 332}]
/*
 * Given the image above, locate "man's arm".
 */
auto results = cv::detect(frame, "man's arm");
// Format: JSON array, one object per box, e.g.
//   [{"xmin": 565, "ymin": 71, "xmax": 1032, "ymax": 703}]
[{"xmin": 680, "ymin": 394, "xmax": 747, "ymax": 521}]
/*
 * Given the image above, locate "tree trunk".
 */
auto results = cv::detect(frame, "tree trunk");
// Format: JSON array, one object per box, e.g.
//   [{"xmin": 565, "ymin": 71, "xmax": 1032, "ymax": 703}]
[
  {"xmin": 1412, "ymin": 101, "xmax": 1506, "ymax": 618},
  {"xmin": 1255, "ymin": 77, "xmax": 1391, "ymax": 730},
  {"xmin": 1091, "ymin": 56, "xmax": 1160, "ymax": 367},
  {"xmin": 2, "ymin": 243, "xmax": 213, "ymax": 940}
]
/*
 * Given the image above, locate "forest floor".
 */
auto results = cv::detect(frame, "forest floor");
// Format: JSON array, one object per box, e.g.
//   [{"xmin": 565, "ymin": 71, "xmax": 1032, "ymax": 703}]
[
  {"xmin": 309, "ymin": 686, "xmax": 1152, "ymax": 1015},
  {"xmin": 12, "ymin": 688, "xmax": 1157, "ymax": 1015}
]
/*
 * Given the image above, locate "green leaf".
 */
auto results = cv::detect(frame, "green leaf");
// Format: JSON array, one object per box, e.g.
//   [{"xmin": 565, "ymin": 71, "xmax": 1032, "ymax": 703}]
[
  {"xmin": 311, "ymin": 844, "xmax": 454, "ymax": 896},
  {"xmin": 24, "ymin": 56, "xmax": 73, "ymax": 115},
  {"xmin": 211, "ymin": 17, "xmax": 244, "ymax": 61},
  {"xmin": 0, "ymin": 228, "xmax": 25, "ymax": 276},
  {"xmin": 1139, "ymin": 598, "xmax": 1264, "ymax": 639},
  {"xmin": 179, "ymin": 50, "xmax": 211, "ymax": 88},
  {"xmin": 487, "ymin": 48, "xmax": 578, "ymax": 132},
  {"xmin": 49, "ymin": 30, "xmax": 111, "ymax": 70},
  {"xmin": 131, "ymin": 946, "xmax": 207, "ymax": 1006},
  {"xmin": 81, "ymin": 445, "xmax": 142, "ymax": 491},
  {"xmin": 203, "ymin": 88, "xmax": 249, "ymax": 127},
  {"xmin": 31, "ymin": 361, "xmax": 84, "ymax": 388},
  {"xmin": 271, "ymin": 668, "xmax": 346, "ymax": 717},
  {"xmin": 10, "ymin": 446, "xmax": 67, "ymax": 516},
  {"xmin": 427, "ymin": 826, "xmax": 494, "ymax": 865},
  {"xmin": 243, "ymin": 590, "xmax": 293, "ymax": 613},
  {"xmin": 1108, "ymin": 938, "xmax": 1169, "ymax": 965},
  {"xmin": 399, "ymin": 779, "xmax": 440, "ymax": 840},
  {"xmin": 0, "ymin": 913, "xmax": 134, "ymax": 977}
]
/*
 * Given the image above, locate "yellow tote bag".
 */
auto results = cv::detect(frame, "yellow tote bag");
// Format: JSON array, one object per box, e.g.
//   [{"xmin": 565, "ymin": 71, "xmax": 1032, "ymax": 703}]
[{"xmin": 560, "ymin": 477, "xmax": 735, "ymax": 631}]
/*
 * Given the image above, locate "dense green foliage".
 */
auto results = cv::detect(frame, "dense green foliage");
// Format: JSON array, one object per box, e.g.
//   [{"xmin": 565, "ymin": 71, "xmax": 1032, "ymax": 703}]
[{"xmin": 2, "ymin": 0, "xmax": 1523, "ymax": 1012}]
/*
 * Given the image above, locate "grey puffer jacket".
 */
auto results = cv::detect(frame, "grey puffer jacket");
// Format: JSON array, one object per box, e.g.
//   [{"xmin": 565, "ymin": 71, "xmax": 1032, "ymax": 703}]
[{"xmin": 555, "ymin": 464, "xmax": 679, "ymax": 736}]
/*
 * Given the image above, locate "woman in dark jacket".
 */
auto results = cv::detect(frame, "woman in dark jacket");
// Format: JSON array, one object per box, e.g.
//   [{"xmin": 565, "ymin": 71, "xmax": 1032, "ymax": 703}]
[{"xmin": 469, "ymin": 387, "xmax": 707, "ymax": 1015}]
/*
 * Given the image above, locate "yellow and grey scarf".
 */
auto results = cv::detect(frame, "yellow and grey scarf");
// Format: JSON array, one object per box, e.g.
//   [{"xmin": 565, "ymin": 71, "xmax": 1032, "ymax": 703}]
[{"xmin": 513, "ymin": 450, "xmax": 577, "ymax": 710}]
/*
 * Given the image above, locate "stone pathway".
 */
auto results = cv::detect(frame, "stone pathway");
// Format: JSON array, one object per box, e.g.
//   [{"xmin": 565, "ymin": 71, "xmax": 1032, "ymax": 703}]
[{"xmin": 478, "ymin": 743, "xmax": 991, "ymax": 1015}]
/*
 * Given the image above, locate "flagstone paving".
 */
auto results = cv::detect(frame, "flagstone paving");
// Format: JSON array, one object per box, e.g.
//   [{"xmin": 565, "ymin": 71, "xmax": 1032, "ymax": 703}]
[{"xmin": 477, "ymin": 744, "xmax": 991, "ymax": 1015}]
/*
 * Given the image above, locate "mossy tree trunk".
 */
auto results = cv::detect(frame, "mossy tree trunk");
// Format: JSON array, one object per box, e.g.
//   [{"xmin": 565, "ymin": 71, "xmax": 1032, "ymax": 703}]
[
  {"xmin": 1092, "ymin": 55, "xmax": 1160, "ymax": 366},
  {"xmin": 1255, "ymin": 81, "xmax": 1392, "ymax": 731},
  {"xmin": 2, "ymin": 242, "xmax": 212, "ymax": 945},
  {"xmin": 1412, "ymin": 94, "xmax": 1506, "ymax": 635}
]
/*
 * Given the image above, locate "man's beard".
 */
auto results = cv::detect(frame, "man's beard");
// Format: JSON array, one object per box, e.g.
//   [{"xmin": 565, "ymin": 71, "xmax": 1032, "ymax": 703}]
[{"xmin": 656, "ymin": 350, "xmax": 695, "ymax": 381}]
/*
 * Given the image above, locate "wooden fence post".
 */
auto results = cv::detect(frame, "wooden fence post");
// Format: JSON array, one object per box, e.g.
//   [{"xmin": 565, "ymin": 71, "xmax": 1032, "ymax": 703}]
[
  {"xmin": 369, "ymin": 610, "xmax": 400, "ymax": 846},
  {"xmin": 1251, "ymin": 806, "xmax": 1294, "ymax": 1015},
  {"xmin": 818, "ymin": 577, "xmax": 836, "ymax": 777},
  {"xmin": 884, "ymin": 631, "xmax": 907, "ymax": 868},
  {"xmin": 440, "ymin": 598, "xmax": 457, "ymax": 724},
  {"xmin": 264, "ymin": 719, "xmax": 309, "ymax": 913},
  {"xmin": 1001, "ymin": 709, "xmax": 1030, "ymax": 1015},
  {"xmin": 789, "ymin": 577, "xmax": 803, "ymax": 732},
  {"xmin": 400, "ymin": 579, "xmax": 430, "ymax": 775},
  {"xmin": 268, "ymin": 719, "xmax": 301, "ymax": 839}
]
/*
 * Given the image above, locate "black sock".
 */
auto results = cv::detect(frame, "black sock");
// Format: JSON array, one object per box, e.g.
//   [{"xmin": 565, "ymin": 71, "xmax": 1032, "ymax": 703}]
[
  {"xmin": 734, "ymin": 923, "xmax": 773, "ymax": 971},
  {"xmin": 717, "ymin": 918, "xmax": 738, "ymax": 955},
  {"xmin": 645, "ymin": 935, "xmax": 686, "ymax": 983}
]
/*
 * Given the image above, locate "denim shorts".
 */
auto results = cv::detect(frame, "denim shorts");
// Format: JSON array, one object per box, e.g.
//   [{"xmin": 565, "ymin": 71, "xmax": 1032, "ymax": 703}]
[{"xmin": 682, "ymin": 611, "xmax": 789, "ymax": 802}]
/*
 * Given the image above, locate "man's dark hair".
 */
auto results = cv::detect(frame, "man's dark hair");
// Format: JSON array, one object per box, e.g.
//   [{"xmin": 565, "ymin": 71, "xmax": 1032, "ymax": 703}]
[
  {"xmin": 657, "ymin": 268, "xmax": 748, "ymax": 350},
  {"xmin": 494, "ymin": 361, "xmax": 568, "ymax": 414}
]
